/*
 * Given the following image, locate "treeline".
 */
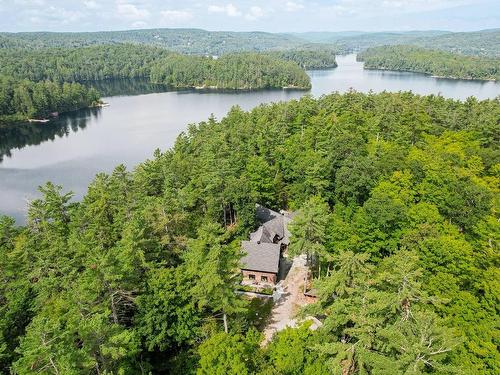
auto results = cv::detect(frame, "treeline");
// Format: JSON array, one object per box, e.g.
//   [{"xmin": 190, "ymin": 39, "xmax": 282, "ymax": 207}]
[
  {"xmin": 1, "ymin": 91, "xmax": 498, "ymax": 374},
  {"xmin": 358, "ymin": 45, "xmax": 500, "ymax": 80},
  {"xmin": 0, "ymin": 44, "xmax": 312, "ymax": 91},
  {"xmin": 0, "ymin": 76, "xmax": 100, "ymax": 122},
  {"xmin": 296, "ymin": 29, "xmax": 500, "ymax": 57},
  {"xmin": 0, "ymin": 44, "xmax": 173, "ymax": 82},
  {"xmin": 0, "ymin": 44, "xmax": 314, "ymax": 122},
  {"xmin": 2, "ymin": 28, "xmax": 499, "ymax": 57},
  {"xmin": 0, "ymin": 29, "xmax": 305, "ymax": 55},
  {"xmin": 150, "ymin": 53, "xmax": 311, "ymax": 89},
  {"xmin": 264, "ymin": 48, "xmax": 338, "ymax": 69}
]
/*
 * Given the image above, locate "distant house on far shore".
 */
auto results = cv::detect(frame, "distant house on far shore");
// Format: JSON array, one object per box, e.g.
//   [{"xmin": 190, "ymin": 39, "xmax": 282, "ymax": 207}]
[{"xmin": 241, "ymin": 205, "xmax": 293, "ymax": 286}]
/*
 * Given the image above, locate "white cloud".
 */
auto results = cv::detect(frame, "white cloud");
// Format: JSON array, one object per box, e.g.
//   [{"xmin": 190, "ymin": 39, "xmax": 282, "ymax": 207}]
[
  {"xmin": 285, "ymin": 1, "xmax": 304, "ymax": 12},
  {"xmin": 43, "ymin": 6, "xmax": 85, "ymax": 23},
  {"xmin": 208, "ymin": 3, "xmax": 242, "ymax": 17},
  {"xmin": 131, "ymin": 21, "xmax": 147, "ymax": 28},
  {"xmin": 83, "ymin": 0, "xmax": 100, "ymax": 10},
  {"xmin": 327, "ymin": 0, "xmax": 475, "ymax": 15},
  {"xmin": 160, "ymin": 9, "xmax": 194, "ymax": 23},
  {"xmin": 13, "ymin": 0, "xmax": 45, "ymax": 5},
  {"xmin": 245, "ymin": 6, "xmax": 264, "ymax": 21},
  {"xmin": 116, "ymin": 1, "xmax": 150, "ymax": 20}
]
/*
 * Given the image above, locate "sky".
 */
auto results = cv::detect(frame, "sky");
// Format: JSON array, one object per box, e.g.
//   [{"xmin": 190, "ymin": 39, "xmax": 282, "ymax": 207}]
[{"xmin": 1, "ymin": 0, "xmax": 499, "ymax": 33}]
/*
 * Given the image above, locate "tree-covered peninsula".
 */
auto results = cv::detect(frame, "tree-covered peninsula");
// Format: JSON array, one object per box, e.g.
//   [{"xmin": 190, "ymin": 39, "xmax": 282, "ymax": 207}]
[
  {"xmin": 1, "ymin": 91, "xmax": 498, "ymax": 374},
  {"xmin": 358, "ymin": 45, "xmax": 500, "ymax": 80},
  {"xmin": 0, "ymin": 45, "xmax": 312, "ymax": 88},
  {"xmin": 0, "ymin": 44, "xmax": 314, "ymax": 122},
  {"xmin": 264, "ymin": 48, "xmax": 338, "ymax": 69},
  {"xmin": 0, "ymin": 76, "xmax": 100, "ymax": 124},
  {"xmin": 150, "ymin": 53, "xmax": 311, "ymax": 89}
]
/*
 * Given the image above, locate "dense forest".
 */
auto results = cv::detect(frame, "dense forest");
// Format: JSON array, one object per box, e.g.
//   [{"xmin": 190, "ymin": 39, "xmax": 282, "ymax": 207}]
[
  {"xmin": 358, "ymin": 45, "xmax": 500, "ymax": 80},
  {"xmin": 149, "ymin": 53, "xmax": 310, "ymax": 89},
  {"xmin": 2, "ymin": 28, "xmax": 498, "ymax": 57},
  {"xmin": 0, "ymin": 44, "xmax": 317, "ymax": 121},
  {"xmin": 1, "ymin": 91, "xmax": 498, "ymax": 374},
  {"xmin": 264, "ymin": 48, "xmax": 338, "ymax": 69},
  {"xmin": 0, "ymin": 29, "xmax": 305, "ymax": 55},
  {"xmin": 292, "ymin": 30, "xmax": 449, "ymax": 43},
  {"xmin": 415, "ymin": 28, "xmax": 500, "ymax": 57},
  {"xmin": 0, "ymin": 44, "xmax": 327, "ymax": 84},
  {"xmin": 295, "ymin": 29, "xmax": 500, "ymax": 57},
  {"xmin": 0, "ymin": 45, "xmax": 173, "ymax": 82},
  {"xmin": 0, "ymin": 76, "xmax": 100, "ymax": 123}
]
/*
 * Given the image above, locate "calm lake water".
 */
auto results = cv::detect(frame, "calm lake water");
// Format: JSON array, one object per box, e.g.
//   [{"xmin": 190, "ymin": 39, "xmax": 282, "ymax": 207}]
[{"xmin": 1, "ymin": 54, "xmax": 499, "ymax": 222}]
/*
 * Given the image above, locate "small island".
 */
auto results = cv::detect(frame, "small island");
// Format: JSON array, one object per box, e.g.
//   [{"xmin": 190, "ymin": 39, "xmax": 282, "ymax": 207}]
[{"xmin": 358, "ymin": 45, "xmax": 500, "ymax": 81}]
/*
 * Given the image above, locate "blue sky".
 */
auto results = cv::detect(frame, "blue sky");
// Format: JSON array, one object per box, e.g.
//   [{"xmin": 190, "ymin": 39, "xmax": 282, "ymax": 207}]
[{"xmin": 1, "ymin": 0, "xmax": 499, "ymax": 33}]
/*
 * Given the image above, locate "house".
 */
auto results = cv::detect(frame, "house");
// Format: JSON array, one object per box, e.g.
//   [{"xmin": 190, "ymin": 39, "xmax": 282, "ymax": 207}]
[
  {"xmin": 240, "ymin": 205, "xmax": 293, "ymax": 286},
  {"xmin": 241, "ymin": 241, "xmax": 281, "ymax": 285}
]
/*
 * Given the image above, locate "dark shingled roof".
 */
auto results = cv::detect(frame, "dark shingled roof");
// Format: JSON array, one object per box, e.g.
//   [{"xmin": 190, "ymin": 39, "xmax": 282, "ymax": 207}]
[
  {"xmin": 263, "ymin": 216, "xmax": 284, "ymax": 240},
  {"xmin": 255, "ymin": 204, "xmax": 285, "ymax": 240},
  {"xmin": 241, "ymin": 241, "xmax": 280, "ymax": 274},
  {"xmin": 255, "ymin": 204, "xmax": 281, "ymax": 223},
  {"xmin": 249, "ymin": 225, "xmax": 273, "ymax": 244}
]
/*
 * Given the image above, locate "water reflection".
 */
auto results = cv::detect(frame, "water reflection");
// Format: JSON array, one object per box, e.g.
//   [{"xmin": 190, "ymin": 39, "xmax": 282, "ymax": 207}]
[
  {"xmin": 0, "ymin": 107, "xmax": 101, "ymax": 163},
  {"xmin": 86, "ymin": 78, "xmax": 170, "ymax": 97}
]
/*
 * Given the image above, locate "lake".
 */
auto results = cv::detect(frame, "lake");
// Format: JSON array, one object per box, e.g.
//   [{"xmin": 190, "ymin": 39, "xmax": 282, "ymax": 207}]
[{"xmin": 1, "ymin": 54, "xmax": 499, "ymax": 222}]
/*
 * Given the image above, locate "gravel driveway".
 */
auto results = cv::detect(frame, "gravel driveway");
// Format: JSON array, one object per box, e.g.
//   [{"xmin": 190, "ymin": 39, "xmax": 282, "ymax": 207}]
[{"xmin": 262, "ymin": 254, "xmax": 311, "ymax": 344}]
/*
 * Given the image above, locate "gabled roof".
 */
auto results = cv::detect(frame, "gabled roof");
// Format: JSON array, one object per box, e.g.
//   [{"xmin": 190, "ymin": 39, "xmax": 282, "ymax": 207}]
[
  {"xmin": 255, "ymin": 204, "xmax": 281, "ymax": 223},
  {"xmin": 249, "ymin": 225, "xmax": 273, "ymax": 244},
  {"xmin": 263, "ymin": 216, "xmax": 284, "ymax": 240},
  {"xmin": 241, "ymin": 241, "xmax": 280, "ymax": 274},
  {"xmin": 255, "ymin": 204, "xmax": 285, "ymax": 241}
]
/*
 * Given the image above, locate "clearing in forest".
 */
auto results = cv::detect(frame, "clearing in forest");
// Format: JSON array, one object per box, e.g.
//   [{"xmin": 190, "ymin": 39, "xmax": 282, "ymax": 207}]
[{"xmin": 262, "ymin": 254, "xmax": 317, "ymax": 345}]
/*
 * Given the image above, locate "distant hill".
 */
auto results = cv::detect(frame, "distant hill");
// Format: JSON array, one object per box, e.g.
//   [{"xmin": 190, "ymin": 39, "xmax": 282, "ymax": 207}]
[
  {"xmin": 292, "ymin": 30, "xmax": 450, "ymax": 45},
  {"xmin": 0, "ymin": 28, "xmax": 308, "ymax": 55},
  {"xmin": 2, "ymin": 28, "xmax": 498, "ymax": 57},
  {"xmin": 414, "ymin": 29, "xmax": 500, "ymax": 57},
  {"xmin": 358, "ymin": 45, "xmax": 500, "ymax": 80},
  {"xmin": 287, "ymin": 31, "xmax": 369, "ymax": 43},
  {"xmin": 292, "ymin": 29, "xmax": 500, "ymax": 57}
]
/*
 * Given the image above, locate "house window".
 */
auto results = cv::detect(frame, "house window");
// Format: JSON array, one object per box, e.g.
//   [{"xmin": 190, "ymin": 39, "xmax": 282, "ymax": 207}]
[
  {"xmin": 261, "ymin": 275, "xmax": 268, "ymax": 282},
  {"xmin": 248, "ymin": 274, "xmax": 256, "ymax": 280}
]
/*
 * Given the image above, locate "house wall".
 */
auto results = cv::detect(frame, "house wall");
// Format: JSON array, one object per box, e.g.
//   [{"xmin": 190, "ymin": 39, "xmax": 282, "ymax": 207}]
[{"xmin": 241, "ymin": 269, "xmax": 277, "ymax": 285}]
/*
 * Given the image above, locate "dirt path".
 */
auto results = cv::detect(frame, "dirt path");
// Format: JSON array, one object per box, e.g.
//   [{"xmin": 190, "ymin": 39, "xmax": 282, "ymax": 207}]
[{"xmin": 262, "ymin": 254, "xmax": 311, "ymax": 345}]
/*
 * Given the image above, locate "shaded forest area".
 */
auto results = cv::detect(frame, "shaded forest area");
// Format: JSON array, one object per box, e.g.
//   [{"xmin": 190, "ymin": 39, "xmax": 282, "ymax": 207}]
[
  {"xmin": 1, "ymin": 91, "xmax": 498, "ymax": 374},
  {"xmin": 0, "ymin": 76, "xmax": 100, "ymax": 123},
  {"xmin": 358, "ymin": 45, "xmax": 500, "ymax": 81}
]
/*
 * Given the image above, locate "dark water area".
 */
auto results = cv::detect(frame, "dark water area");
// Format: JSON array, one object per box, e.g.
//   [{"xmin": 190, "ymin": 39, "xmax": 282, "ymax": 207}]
[
  {"xmin": 1, "ymin": 54, "xmax": 499, "ymax": 223},
  {"xmin": 85, "ymin": 78, "xmax": 171, "ymax": 97}
]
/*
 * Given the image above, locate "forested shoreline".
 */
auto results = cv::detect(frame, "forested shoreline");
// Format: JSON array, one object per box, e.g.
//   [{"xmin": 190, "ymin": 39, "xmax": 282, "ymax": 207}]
[
  {"xmin": 0, "ymin": 44, "xmax": 318, "ymax": 122},
  {"xmin": 0, "ymin": 76, "xmax": 100, "ymax": 124},
  {"xmin": 1, "ymin": 91, "xmax": 498, "ymax": 374},
  {"xmin": 149, "ymin": 53, "xmax": 311, "ymax": 90},
  {"xmin": 358, "ymin": 45, "xmax": 500, "ymax": 80},
  {"xmin": 263, "ymin": 48, "xmax": 338, "ymax": 69},
  {"xmin": 0, "ymin": 45, "xmax": 316, "ymax": 87}
]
